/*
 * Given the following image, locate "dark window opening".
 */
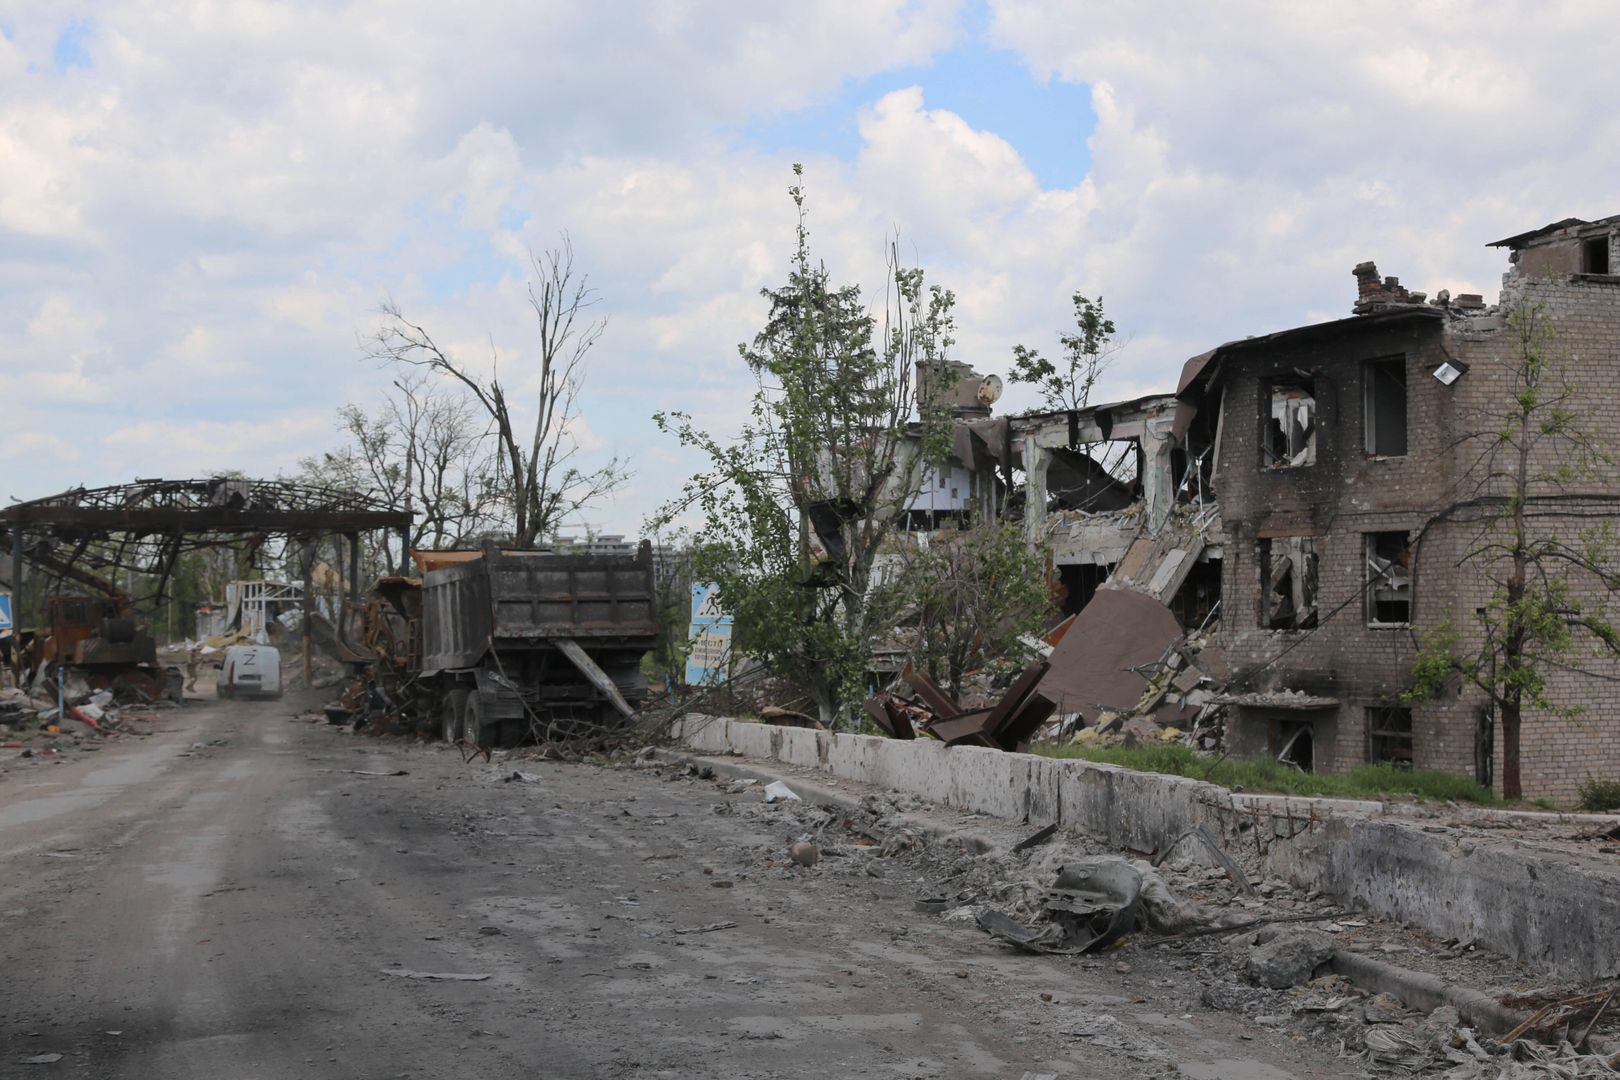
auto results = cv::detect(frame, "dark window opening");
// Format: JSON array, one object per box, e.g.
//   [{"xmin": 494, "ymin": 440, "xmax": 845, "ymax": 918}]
[
  {"xmin": 1367, "ymin": 706, "xmax": 1413, "ymax": 766},
  {"xmin": 1584, "ymin": 236, "xmax": 1610, "ymax": 275},
  {"xmin": 1366, "ymin": 531, "xmax": 1411, "ymax": 625},
  {"xmin": 1364, "ymin": 356, "xmax": 1408, "ymax": 457},
  {"xmin": 1277, "ymin": 721, "xmax": 1315, "ymax": 772},
  {"xmin": 1169, "ymin": 556, "xmax": 1221, "ymax": 631},
  {"xmin": 1260, "ymin": 536, "xmax": 1318, "ymax": 630},
  {"xmin": 1264, "ymin": 379, "xmax": 1316, "ymax": 468},
  {"xmin": 1058, "ymin": 562, "xmax": 1114, "ymax": 617}
]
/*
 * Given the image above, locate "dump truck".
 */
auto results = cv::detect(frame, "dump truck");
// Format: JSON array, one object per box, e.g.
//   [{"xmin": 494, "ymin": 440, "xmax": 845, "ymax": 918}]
[{"xmin": 337, "ymin": 539, "xmax": 659, "ymax": 747}]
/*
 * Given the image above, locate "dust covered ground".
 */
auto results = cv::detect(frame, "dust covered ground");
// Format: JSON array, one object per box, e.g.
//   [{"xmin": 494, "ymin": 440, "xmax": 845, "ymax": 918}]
[{"xmin": 0, "ymin": 687, "xmax": 1488, "ymax": 1079}]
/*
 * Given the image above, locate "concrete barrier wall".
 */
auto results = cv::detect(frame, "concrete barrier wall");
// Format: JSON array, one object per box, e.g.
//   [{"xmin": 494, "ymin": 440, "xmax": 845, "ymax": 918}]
[{"xmin": 672, "ymin": 715, "xmax": 1620, "ymax": 982}]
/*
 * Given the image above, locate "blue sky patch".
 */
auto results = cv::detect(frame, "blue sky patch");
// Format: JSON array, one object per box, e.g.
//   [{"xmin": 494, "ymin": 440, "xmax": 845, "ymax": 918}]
[
  {"xmin": 52, "ymin": 19, "xmax": 93, "ymax": 71},
  {"xmin": 742, "ymin": 36, "xmax": 1094, "ymax": 191}
]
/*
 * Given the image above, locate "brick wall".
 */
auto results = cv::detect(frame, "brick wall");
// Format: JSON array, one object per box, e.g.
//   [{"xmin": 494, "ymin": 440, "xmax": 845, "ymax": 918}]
[{"xmin": 1207, "ymin": 272, "xmax": 1620, "ymax": 801}]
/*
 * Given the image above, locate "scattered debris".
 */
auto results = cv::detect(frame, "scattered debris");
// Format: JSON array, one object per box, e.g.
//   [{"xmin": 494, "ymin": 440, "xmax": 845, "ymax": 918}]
[
  {"xmin": 380, "ymin": 968, "xmax": 492, "ymax": 981},
  {"xmin": 503, "ymin": 771, "xmax": 541, "ymax": 784},
  {"xmin": 762, "ymin": 781, "xmax": 800, "ymax": 803},
  {"xmin": 1247, "ymin": 928, "xmax": 1336, "ymax": 989},
  {"xmin": 1012, "ymin": 822, "xmax": 1059, "ymax": 854},
  {"xmin": 788, "ymin": 841, "xmax": 819, "ymax": 867},
  {"xmin": 1153, "ymin": 823, "xmax": 1255, "ymax": 896},
  {"xmin": 978, "ymin": 856, "xmax": 1145, "ymax": 955},
  {"xmin": 674, "ymin": 921, "xmax": 738, "ymax": 935}
]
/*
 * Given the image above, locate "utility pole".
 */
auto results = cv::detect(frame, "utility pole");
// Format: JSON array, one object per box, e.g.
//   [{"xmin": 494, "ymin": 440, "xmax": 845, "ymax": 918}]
[{"xmin": 301, "ymin": 536, "xmax": 315, "ymax": 688}]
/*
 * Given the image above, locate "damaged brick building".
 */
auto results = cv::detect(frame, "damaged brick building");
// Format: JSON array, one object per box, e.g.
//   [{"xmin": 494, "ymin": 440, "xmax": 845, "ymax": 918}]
[
  {"xmin": 979, "ymin": 215, "xmax": 1620, "ymax": 801},
  {"xmin": 1166, "ymin": 215, "xmax": 1620, "ymax": 800}
]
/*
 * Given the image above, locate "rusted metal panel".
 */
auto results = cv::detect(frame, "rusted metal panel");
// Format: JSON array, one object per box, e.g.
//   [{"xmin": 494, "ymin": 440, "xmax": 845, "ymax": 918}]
[{"xmin": 1036, "ymin": 589, "xmax": 1183, "ymax": 722}]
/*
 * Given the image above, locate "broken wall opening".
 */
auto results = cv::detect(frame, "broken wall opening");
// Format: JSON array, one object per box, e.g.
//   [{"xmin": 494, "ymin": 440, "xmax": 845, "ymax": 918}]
[
  {"xmin": 1363, "ymin": 356, "xmax": 1408, "ymax": 457},
  {"xmin": 1168, "ymin": 555, "xmax": 1220, "ymax": 631},
  {"xmin": 1585, "ymin": 235, "xmax": 1611, "ymax": 275},
  {"xmin": 1058, "ymin": 562, "xmax": 1115, "ymax": 617},
  {"xmin": 1365, "ymin": 531, "xmax": 1411, "ymax": 626},
  {"xmin": 1366, "ymin": 705, "xmax": 1413, "ymax": 766},
  {"xmin": 1259, "ymin": 536, "xmax": 1318, "ymax": 630},
  {"xmin": 1265, "ymin": 379, "xmax": 1316, "ymax": 468}
]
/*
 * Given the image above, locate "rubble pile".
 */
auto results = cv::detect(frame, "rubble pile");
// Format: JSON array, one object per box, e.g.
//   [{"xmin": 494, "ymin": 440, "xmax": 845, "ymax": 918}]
[
  {"xmin": 1061, "ymin": 630, "xmax": 1226, "ymax": 752},
  {"xmin": 623, "ymin": 754, "xmax": 1620, "ymax": 1075},
  {"xmin": 0, "ymin": 675, "xmax": 160, "ymax": 765},
  {"xmin": 864, "ymin": 660, "xmax": 1055, "ymax": 749}
]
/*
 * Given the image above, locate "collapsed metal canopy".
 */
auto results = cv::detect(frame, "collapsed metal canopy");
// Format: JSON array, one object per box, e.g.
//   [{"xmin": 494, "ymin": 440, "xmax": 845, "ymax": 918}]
[
  {"xmin": 2, "ymin": 477, "xmax": 412, "ymax": 609},
  {"xmin": 0, "ymin": 477, "xmax": 411, "ymax": 533}
]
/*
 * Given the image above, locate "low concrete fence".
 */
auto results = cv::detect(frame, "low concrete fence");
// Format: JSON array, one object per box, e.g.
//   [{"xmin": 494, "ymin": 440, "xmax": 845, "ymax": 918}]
[{"xmin": 673, "ymin": 715, "xmax": 1620, "ymax": 983}]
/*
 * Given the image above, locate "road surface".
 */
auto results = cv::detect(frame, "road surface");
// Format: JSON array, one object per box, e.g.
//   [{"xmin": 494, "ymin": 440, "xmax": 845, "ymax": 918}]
[{"xmin": 0, "ymin": 690, "xmax": 1367, "ymax": 1078}]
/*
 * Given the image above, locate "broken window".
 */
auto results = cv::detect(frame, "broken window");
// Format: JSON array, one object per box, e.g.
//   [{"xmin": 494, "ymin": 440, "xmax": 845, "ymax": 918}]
[
  {"xmin": 1264, "ymin": 380, "xmax": 1316, "ymax": 468},
  {"xmin": 1277, "ymin": 721, "xmax": 1315, "ymax": 772},
  {"xmin": 1259, "ymin": 536, "xmax": 1318, "ymax": 630},
  {"xmin": 1584, "ymin": 236, "xmax": 1610, "ymax": 275},
  {"xmin": 1363, "ymin": 356, "xmax": 1407, "ymax": 457},
  {"xmin": 1366, "ymin": 531, "xmax": 1411, "ymax": 626},
  {"xmin": 1366, "ymin": 706, "xmax": 1413, "ymax": 766}
]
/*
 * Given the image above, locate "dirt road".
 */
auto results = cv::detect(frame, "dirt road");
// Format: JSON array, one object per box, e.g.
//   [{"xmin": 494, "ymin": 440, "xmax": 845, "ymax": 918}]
[{"xmin": 0, "ymin": 692, "xmax": 1367, "ymax": 1078}]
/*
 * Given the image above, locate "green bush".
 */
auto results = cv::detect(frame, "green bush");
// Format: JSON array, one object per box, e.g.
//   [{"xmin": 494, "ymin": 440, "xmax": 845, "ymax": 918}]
[
  {"xmin": 1037, "ymin": 742, "xmax": 1500, "ymax": 805},
  {"xmin": 1577, "ymin": 779, "xmax": 1620, "ymax": 813}
]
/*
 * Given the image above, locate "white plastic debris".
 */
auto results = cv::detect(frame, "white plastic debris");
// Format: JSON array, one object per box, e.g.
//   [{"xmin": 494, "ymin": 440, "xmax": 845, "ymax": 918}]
[{"xmin": 763, "ymin": 781, "xmax": 800, "ymax": 803}]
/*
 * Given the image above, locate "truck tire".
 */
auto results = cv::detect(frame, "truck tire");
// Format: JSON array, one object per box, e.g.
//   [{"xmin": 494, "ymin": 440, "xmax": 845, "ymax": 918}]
[
  {"xmin": 463, "ymin": 694, "xmax": 490, "ymax": 750},
  {"xmin": 440, "ymin": 690, "xmax": 468, "ymax": 744}
]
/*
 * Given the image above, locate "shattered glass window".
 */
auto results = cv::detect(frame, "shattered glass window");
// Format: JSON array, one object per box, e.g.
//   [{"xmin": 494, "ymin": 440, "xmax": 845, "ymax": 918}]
[
  {"xmin": 1264, "ymin": 380, "xmax": 1316, "ymax": 468},
  {"xmin": 1366, "ymin": 531, "xmax": 1411, "ymax": 626},
  {"xmin": 1259, "ymin": 536, "xmax": 1318, "ymax": 630}
]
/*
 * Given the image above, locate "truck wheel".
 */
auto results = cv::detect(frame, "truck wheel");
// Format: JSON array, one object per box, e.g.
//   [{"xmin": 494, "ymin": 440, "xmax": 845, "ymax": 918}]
[
  {"xmin": 463, "ymin": 694, "xmax": 489, "ymax": 750},
  {"xmin": 440, "ymin": 690, "xmax": 466, "ymax": 744}
]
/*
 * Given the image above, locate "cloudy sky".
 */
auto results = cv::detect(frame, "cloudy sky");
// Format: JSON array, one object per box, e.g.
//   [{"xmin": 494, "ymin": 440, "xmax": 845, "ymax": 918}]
[{"xmin": 3, "ymin": 0, "xmax": 1617, "ymax": 536}]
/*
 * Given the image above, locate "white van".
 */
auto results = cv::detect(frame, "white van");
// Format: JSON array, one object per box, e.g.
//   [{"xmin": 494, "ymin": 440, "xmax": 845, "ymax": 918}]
[{"xmin": 217, "ymin": 645, "xmax": 282, "ymax": 699}]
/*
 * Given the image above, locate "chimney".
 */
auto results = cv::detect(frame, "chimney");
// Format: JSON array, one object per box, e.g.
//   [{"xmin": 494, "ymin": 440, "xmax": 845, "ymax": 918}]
[{"xmin": 1352, "ymin": 261, "xmax": 1414, "ymax": 314}]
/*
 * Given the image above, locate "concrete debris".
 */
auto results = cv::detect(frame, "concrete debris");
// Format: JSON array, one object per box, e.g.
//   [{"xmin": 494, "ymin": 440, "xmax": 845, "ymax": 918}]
[
  {"xmin": 788, "ymin": 841, "xmax": 820, "ymax": 867},
  {"xmin": 1247, "ymin": 928, "xmax": 1336, "ymax": 989},
  {"xmin": 762, "ymin": 781, "xmax": 799, "ymax": 803},
  {"xmin": 978, "ymin": 856, "xmax": 1151, "ymax": 955}
]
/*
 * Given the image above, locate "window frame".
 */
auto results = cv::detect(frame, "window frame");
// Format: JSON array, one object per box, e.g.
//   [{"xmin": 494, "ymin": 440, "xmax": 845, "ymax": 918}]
[
  {"xmin": 1366, "ymin": 705, "xmax": 1414, "ymax": 766},
  {"xmin": 1262, "ymin": 377, "xmax": 1317, "ymax": 470},
  {"xmin": 1363, "ymin": 355, "xmax": 1408, "ymax": 459},
  {"xmin": 1364, "ymin": 530, "xmax": 1412, "ymax": 628}
]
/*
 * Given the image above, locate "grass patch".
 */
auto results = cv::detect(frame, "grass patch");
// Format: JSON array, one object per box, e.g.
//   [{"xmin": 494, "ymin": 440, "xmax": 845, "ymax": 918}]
[
  {"xmin": 1577, "ymin": 779, "xmax": 1620, "ymax": 813},
  {"xmin": 1036, "ymin": 742, "xmax": 1500, "ymax": 805}
]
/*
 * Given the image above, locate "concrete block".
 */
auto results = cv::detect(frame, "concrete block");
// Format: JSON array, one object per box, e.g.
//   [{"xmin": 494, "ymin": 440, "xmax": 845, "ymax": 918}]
[
  {"xmin": 825, "ymin": 732, "xmax": 883, "ymax": 784},
  {"xmin": 727, "ymin": 721, "xmax": 778, "ymax": 761},
  {"xmin": 776, "ymin": 727, "xmax": 826, "ymax": 770}
]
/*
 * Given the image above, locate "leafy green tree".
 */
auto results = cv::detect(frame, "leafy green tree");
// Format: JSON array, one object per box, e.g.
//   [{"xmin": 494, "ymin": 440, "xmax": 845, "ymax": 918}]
[
  {"xmin": 1407, "ymin": 304, "xmax": 1620, "ymax": 799},
  {"xmin": 654, "ymin": 166, "xmax": 957, "ymax": 727},
  {"xmin": 891, "ymin": 518, "xmax": 1050, "ymax": 696},
  {"xmin": 1010, "ymin": 292, "xmax": 1118, "ymax": 413}
]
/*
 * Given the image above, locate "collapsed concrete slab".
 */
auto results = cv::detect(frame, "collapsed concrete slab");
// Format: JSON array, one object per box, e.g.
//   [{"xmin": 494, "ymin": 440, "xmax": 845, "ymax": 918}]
[{"xmin": 673, "ymin": 715, "xmax": 1620, "ymax": 983}]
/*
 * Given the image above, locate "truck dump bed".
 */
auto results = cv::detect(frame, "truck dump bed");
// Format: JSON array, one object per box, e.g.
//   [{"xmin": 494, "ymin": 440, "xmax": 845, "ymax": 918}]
[{"xmin": 420, "ymin": 541, "xmax": 658, "ymax": 675}]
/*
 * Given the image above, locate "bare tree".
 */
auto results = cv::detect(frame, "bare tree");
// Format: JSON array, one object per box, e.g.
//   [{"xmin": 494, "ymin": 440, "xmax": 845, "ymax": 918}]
[
  {"xmin": 301, "ymin": 370, "xmax": 503, "ymax": 571},
  {"xmin": 368, "ymin": 238, "xmax": 628, "ymax": 547}
]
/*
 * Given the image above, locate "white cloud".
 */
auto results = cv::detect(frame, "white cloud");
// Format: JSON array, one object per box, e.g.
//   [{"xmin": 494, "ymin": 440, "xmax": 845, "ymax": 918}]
[{"xmin": 5, "ymin": 0, "xmax": 1619, "ymax": 535}]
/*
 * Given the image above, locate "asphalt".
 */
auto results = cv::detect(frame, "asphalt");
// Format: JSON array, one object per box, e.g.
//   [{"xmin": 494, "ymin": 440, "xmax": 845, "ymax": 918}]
[{"xmin": 0, "ymin": 689, "xmax": 1370, "ymax": 1079}]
